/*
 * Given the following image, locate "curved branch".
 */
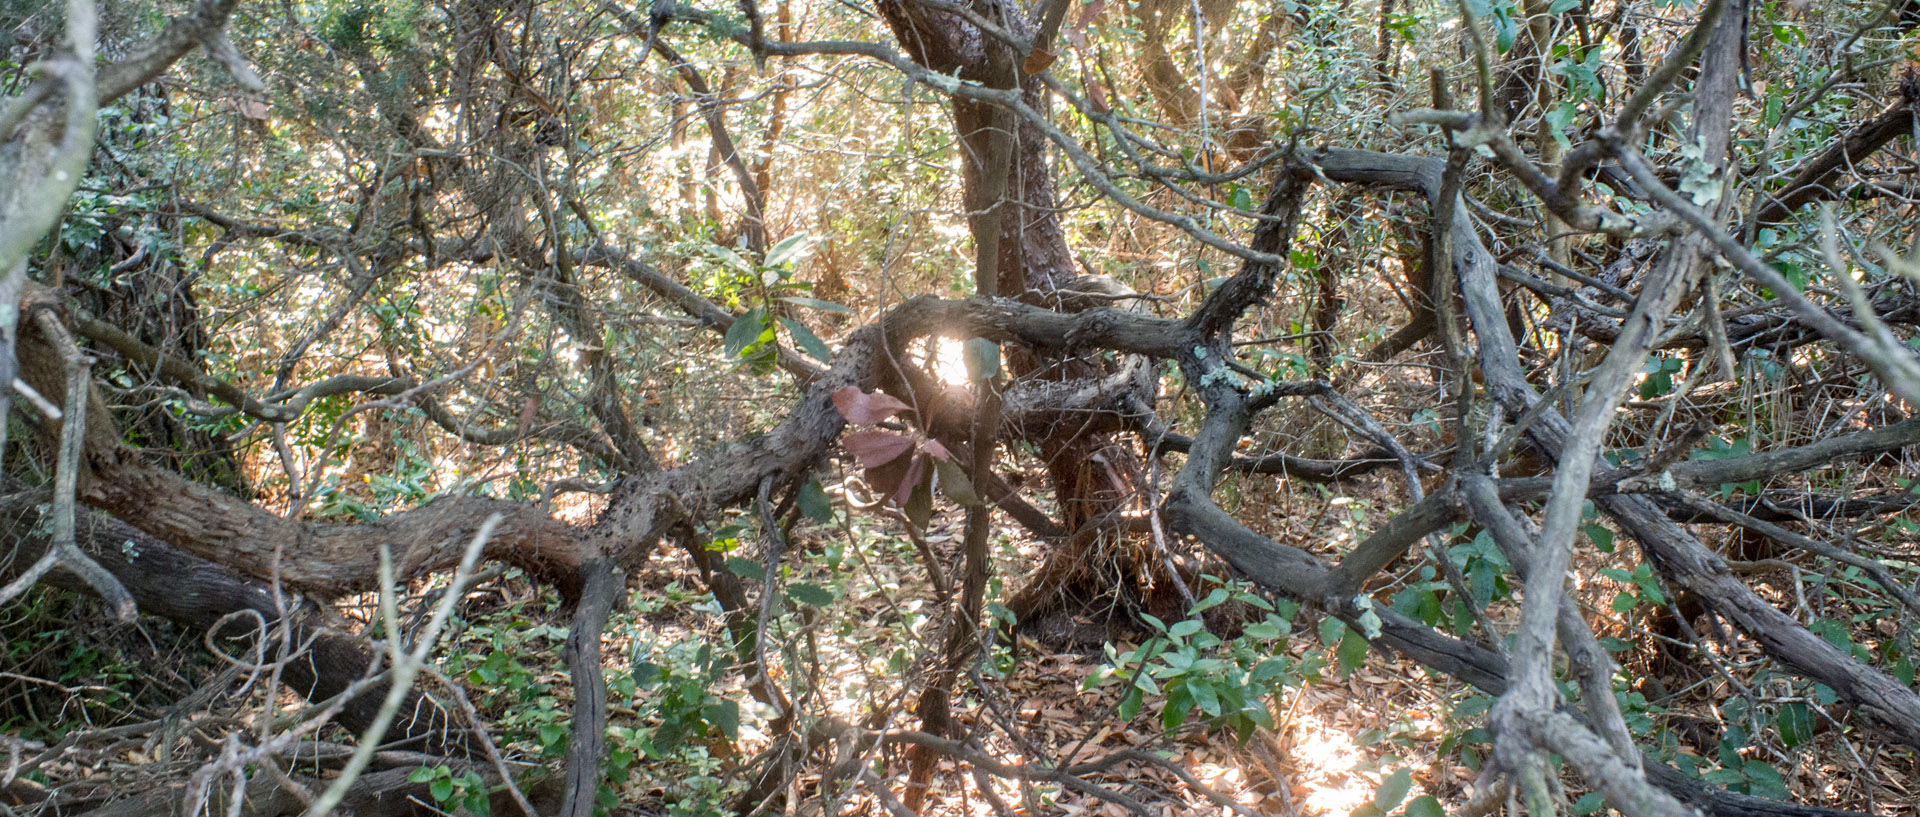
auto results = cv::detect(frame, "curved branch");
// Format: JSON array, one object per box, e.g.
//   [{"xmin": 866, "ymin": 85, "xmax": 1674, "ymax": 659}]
[
  {"xmin": 17, "ymin": 308, "xmax": 587, "ymax": 598},
  {"xmin": 96, "ymin": 0, "xmax": 250, "ymax": 103}
]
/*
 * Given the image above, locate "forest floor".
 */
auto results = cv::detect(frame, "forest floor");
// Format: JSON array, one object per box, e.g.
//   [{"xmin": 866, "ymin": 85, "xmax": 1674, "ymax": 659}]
[
  {"xmin": 599, "ymin": 473, "xmax": 1919, "ymax": 817},
  {"xmin": 5, "ymin": 475, "xmax": 1913, "ymax": 816}
]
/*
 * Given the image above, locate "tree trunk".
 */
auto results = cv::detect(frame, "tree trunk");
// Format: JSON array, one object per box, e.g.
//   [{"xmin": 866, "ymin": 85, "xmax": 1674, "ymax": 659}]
[{"xmin": 876, "ymin": 1, "xmax": 1159, "ymax": 634}]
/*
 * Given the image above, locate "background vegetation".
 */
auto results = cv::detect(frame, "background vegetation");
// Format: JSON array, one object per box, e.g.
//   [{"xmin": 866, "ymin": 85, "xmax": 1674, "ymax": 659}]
[{"xmin": 1, "ymin": 0, "xmax": 1918, "ymax": 815}]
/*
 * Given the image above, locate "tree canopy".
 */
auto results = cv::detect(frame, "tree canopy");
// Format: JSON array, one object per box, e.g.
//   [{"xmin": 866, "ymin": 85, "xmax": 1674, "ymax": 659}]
[{"xmin": 2, "ymin": 0, "xmax": 1920, "ymax": 815}]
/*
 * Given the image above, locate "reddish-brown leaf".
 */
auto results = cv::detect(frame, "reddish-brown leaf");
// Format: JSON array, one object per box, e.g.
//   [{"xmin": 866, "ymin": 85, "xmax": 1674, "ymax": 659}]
[
  {"xmin": 831, "ymin": 386, "xmax": 912, "ymax": 425},
  {"xmin": 1065, "ymin": 0, "xmax": 1104, "ymax": 50},
  {"xmin": 1084, "ymin": 74, "xmax": 1111, "ymax": 113},
  {"xmin": 892, "ymin": 453, "xmax": 928, "ymax": 506},
  {"xmin": 920, "ymin": 438, "xmax": 952, "ymax": 462},
  {"xmin": 517, "ymin": 396, "xmax": 540, "ymax": 436},
  {"xmin": 1023, "ymin": 49, "xmax": 1058, "ymax": 74},
  {"xmin": 864, "ymin": 447, "xmax": 920, "ymax": 500},
  {"xmin": 1075, "ymin": 0, "xmax": 1105, "ymax": 31},
  {"xmin": 843, "ymin": 429, "xmax": 916, "ymax": 468}
]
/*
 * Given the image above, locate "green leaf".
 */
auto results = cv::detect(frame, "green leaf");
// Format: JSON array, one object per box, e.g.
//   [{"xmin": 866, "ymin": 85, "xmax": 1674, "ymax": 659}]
[
  {"xmin": 1231, "ymin": 186, "xmax": 1253, "ymax": 211},
  {"xmin": 1337, "ymin": 628, "xmax": 1371, "ymax": 673},
  {"xmin": 1450, "ymin": 597, "xmax": 1474, "ymax": 636},
  {"xmin": 1544, "ymin": 101, "xmax": 1578, "ymax": 151},
  {"xmin": 932, "ymin": 457, "xmax": 983, "ymax": 506},
  {"xmin": 1169, "ymin": 619, "xmax": 1204, "ymax": 638},
  {"xmin": 1082, "ymin": 664, "xmax": 1113, "ymax": 691},
  {"xmin": 1160, "ymin": 649, "xmax": 1194, "ymax": 671},
  {"xmin": 1243, "ymin": 700, "xmax": 1276, "ymax": 732},
  {"xmin": 1375, "ymin": 767, "xmax": 1413, "ymax": 811},
  {"xmin": 1584, "ymin": 523, "xmax": 1614, "ymax": 553},
  {"xmin": 1163, "ymin": 684, "xmax": 1192, "ymax": 730},
  {"xmin": 708, "ymin": 244, "xmax": 753, "ymax": 273},
  {"xmin": 408, "ymin": 766, "xmax": 440, "ymax": 784},
  {"xmin": 1744, "ymin": 761, "xmax": 1788, "ymax": 798},
  {"xmin": 1701, "ymin": 768, "xmax": 1746, "ymax": 786},
  {"xmin": 780, "ymin": 316, "xmax": 831, "ymax": 361},
  {"xmin": 788, "ymin": 582, "xmax": 835, "ymax": 606},
  {"xmin": 1637, "ymin": 581, "xmax": 1666, "ymax": 606},
  {"xmin": 724, "ymin": 307, "xmax": 769, "ymax": 357},
  {"xmin": 1250, "ymin": 657, "xmax": 1290, "ymax": 683},
  {"xmin": 1548, "ymin": 0, "xmax": 1579, "ymax": 11},
  {"xmin": 963, "ymin": 337, "xmax": 1001, "ymax": 382},
  {"xmin": 707, "ymin": 698, "xmax": 741, "ymax": 738},
  {"xmin": 1406, "ymin": 794, "xmax": 1448, "ymax": 817},
  {"xmin": 1776, "ymin": 702, "xmax": 1815, "ymax": 748},
  {"xmin": 1571, "ymin": 793, "xmax": 1605, "ymax": 815},
  {"xmin": 1191, "ymin": 678, "xmax": 1221, "ymax": 717},
  {"xmin": 1810, "ymin": 619, "xmax": 1853, "ymax": 652},
  {"xmin": 1415, "ymin": 590, "xmax": 1442, "ymax": 626},
  {"xmin": 1470, "ymin": 559, "xmax": 1497, "ymax": 608},
  {"xmin": 777, "ymin": 295, "xmax": 853, "ymax": 313},
  {"xmin": 797, "ymin": 476, "xmax": 834, "ymax": 523},
  {"xmin": 1318, "ymin": 616, "xmax": 1346, "ymax": 647},
  {"xmin": 1244, "ymin": 621, "xmax": 1284, "ymax": 640},
  {"xmin": 430, "ymin": 777, "xmax": 455, "ymax": 802},
  {"xmin": 1355, "ymin": 600, "xmax": 1384, "ymax": 639},
  {"xmin": 726, "ymin": 556, "xmax": 763, "ymax": 579},
  {"xmin": 764, "ymin": 233, "xmax": 812, "ymax": 268},
  {"xmin": 904, "ymin": 474, "xmax": 935, "ymax": 531},
  {"xmin": 1189, "ymin": 587, "xmax": 1231, "ymax": 615}
]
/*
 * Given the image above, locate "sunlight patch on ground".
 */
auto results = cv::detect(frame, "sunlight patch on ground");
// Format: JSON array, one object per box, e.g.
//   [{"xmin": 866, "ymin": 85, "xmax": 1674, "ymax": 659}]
[{"xmin": 1290, "ymin": 709, "xmax": 1374, "ymax": 816}]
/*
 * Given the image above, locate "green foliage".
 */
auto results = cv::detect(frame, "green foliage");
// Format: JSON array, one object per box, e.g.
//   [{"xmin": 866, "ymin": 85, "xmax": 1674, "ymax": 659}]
[
  {"xmin": 1775, "ymin": 702, "xmax": 1816, "ymax": 749},
  {"xmin": 1577, "ymin": 510, "xmax": 1616, "ymax": 558},
  {"xmin": 628, "ymin": 640, "xmax": 741, "ymax": 753},
  {"xmin": 1351, "ymin": 767, "xmax": 1422, "ymax": 817},
  {"xmin": 1638, "ymin": 354, "xmax": 1685, "ymax": 399},
  {"xmin": 19, "ymin": 0, "xmax": 1920, "ymax": 811},
  {"xmin": 408, "ymin": 765, "xmax": 491, "ymax": 817},
  {"xmin": 317, "ymin": 0, "xmax": 426, "ymax": 55},
  {"xmin": 436, "ymin": 586, "xmax": 753, "ymax": 810},
  {"xmin": 1391, "ymin": 566, "xmax": 1448, "ymax": 629},
  {"xmin": 1447, "ymin": 530, "xmax": 1512, "ymax": 631},
  {"xmin": 1086, "ymin": 581, "xmax": 1308, "ymax": 742},
  {"xmin": 1462, "ymin": 0, "xmax": 1522, "ymax": 54},
  {"xmin": 1572, "ymin": 792, "xmax": 1607, "ymax": 815},
  {"xmin": 0, "ymin": 591, "xmax": 136, "ymax": 736},
  {"xmin": 1693, "ymin": 719, "xmax": 1791, "ymax": 799},
  {"xmin": 1598, "ymin": 562, "xmax": 1667, "ymax": 615},
  {"xmin": 1687, "ymin": 435, "xmax": 1763, "ymax": 498},
  {"xmin": 0, "ymin": 585, "xmax": 225, "ymax": 742},
  {"xmin": 705, "ymin": 236, "xmax": 846, "ymax": 370}
]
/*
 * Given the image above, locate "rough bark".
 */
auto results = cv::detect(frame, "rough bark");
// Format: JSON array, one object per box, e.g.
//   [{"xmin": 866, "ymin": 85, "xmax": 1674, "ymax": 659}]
[{"xmin": 0, "ymin": 488, "xmax": 477, "ymax": 757}]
